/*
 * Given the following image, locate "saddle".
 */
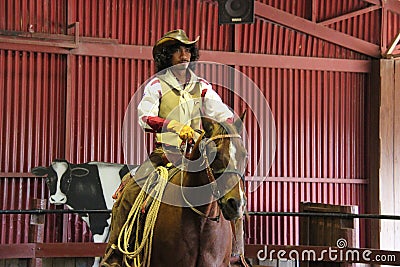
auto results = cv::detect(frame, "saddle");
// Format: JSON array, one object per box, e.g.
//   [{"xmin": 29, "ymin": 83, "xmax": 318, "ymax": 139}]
[
  {"xmin": 112, "ymin": 163, "xmax": 179, "ymax": 208},
  {"xmin": 112, "ymin": 141, "xmax": 192, "ymax": 201},
  {"xmin": 138, "ymin": 164, "xmax": 180, "ymax": 213}
]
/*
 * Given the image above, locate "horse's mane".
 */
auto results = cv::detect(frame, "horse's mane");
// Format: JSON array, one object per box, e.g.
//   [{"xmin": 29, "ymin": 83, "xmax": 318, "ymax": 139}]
[{"xmin": 203, "ymin": 118, "xmax": 240, "ymax": 138}]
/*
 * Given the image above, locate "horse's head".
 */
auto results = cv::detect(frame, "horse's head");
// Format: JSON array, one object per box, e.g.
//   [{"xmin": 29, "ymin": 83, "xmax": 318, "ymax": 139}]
[{"xmin": 191, "ymin": 112, "xmax": 248, "ymax": 221}]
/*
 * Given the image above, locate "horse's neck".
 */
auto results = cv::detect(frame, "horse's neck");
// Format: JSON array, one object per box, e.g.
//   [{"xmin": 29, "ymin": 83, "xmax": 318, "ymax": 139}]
[
  {"xmin": 183, "ymin": 167, "xmax": 209, "ymax": 188},
  {"xmin": 182, "ymin": 167, "xmax": 218, "ymax": 213}
]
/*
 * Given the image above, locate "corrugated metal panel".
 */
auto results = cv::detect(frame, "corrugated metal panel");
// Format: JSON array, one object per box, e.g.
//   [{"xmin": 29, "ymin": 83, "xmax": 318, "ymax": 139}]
[
  {"xmin": 238, "ymin": 66, "xmax": 367, "ymax": 246},
  {"xmin": 67, "ymin": 0, "xmax": 232, "ymax": 50},
  {"xmin": 62, "ymin": 56, "xmax": 157, "ymax": 242},
  {"xmin": 2, "ymin": 0, "xmax": 397, "ymax": 248},
  {"xmin": 63, "ymin": 0, "xmax": 232, "ymax": 242},
  {"xmin": 0, "ymin": 49, "xmax": 67, "ymax": 244},
  {"xmin": 65, "ymin": 56, "xmax": 153, "ymax": 164},
  {"xmin": 0, "ymin": 0, "xmax": 67, "ymax": 34},
  {"xmin": 232, "ymin": 0, "xmax": 375, "ymax": 247},
  {"xmin": 235, "ymin": 67, "xmax": 366, "ymax": 180},
  {"xmin": 246, "ymin": 181, "xmax": 366, "ymax": 245},
  {"xmin": 0, "ymin": 176, "xmax": 64, "ymax": 244},
  {"xmin": 0, "ymin": 50, "xmax": 66, "ymax": 172},
  {"xmin": 238, "ymin": 0, "xmax": 379, "ymax": 59}
]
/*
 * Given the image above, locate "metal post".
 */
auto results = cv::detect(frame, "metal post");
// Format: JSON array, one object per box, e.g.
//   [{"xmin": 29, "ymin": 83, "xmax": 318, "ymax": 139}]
[{"xmin": 28, "ymin": 199, "xmax": 47, "ymax": 267}]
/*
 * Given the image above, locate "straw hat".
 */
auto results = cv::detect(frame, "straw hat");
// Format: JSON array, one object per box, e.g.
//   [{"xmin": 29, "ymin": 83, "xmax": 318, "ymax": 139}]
[{"xmin": 152, "ymin": 29, "xmax": 200, "ymax": 59}]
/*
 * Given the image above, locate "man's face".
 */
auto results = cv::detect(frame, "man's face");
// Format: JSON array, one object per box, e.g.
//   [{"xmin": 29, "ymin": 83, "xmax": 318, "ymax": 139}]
[{"xmin": 171, "ymin": 45, "xmax": 191, "ymax": 70}]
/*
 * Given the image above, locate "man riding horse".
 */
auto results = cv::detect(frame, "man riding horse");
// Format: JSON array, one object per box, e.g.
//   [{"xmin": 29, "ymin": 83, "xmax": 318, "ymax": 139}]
[{"xmin": 101, "ymin": 29, "xmax": 248, "ymax": 267}]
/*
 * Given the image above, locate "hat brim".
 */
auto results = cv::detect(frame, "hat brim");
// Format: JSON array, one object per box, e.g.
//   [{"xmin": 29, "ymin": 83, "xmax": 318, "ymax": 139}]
[
  {"xmin": 152, "ymin": 36, "xmax": 199, "ymax": 58},
  {"xmin": 157, "ymin": 36, "xmax": 199, "ymax": 46}
]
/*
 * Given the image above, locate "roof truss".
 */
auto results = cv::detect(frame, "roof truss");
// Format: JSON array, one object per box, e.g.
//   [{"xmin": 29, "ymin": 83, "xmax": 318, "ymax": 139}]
[{"xmin": 255, "ymin": 0, "xmax": 400, "ymax": 58}]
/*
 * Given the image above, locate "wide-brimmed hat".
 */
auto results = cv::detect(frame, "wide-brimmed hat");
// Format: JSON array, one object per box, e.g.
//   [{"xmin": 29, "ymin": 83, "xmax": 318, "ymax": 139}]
[{"xmin": 152, "ymin": 29, "xmax": 200, "ymax": 58}]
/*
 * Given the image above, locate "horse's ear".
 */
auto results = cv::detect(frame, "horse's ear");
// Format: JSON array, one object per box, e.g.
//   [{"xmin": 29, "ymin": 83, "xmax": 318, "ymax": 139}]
[
  {"xmin": 201, "ymin": 116, "xmax": 215, "ymax": 137},
  {"xmin": 234, "ymin": 109, "xmax": 247, "ymax": 134}
]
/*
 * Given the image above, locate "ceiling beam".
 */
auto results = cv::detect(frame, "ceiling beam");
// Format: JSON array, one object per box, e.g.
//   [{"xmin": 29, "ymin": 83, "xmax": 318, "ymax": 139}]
[
  {"xmin": 0, "ymin": 41, "xmax": 370, "ymax": 73},
  {"xmin": 361, "ymin": 0, "xmax": 400, "ymax": 15},
  {"xmin": 360, "ymin": 0, "xmax": 380, "ymax": 5},
  {"xmin": 254, "ymin": 1, "xmax": 381, "ymax": 58},
  {"xmin": 318, "ymin": 6, "xmax": 381, "ymax": 26},
  {"xmin": 384, "ymin": 0, "xmax": 400, "ymax": 15}
]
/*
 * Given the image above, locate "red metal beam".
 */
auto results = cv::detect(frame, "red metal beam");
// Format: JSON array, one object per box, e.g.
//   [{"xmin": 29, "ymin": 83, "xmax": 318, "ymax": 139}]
[
  {"xmin": 0, "ymin": 40, "xmax": 70, "ymax": 54},
  {"xmin": 35, "ymin": 243, "xmax": 107, "ymax": 258},
  {"xmin": 319, "ymin": 6, "xmax": 381, "ymax": 26},
  {"xmin": 0, "ymin": 172, "xmax": 39, "ymax": 177},
  {"xmin": 254, "ymin": 1, "xmax": 381, "ymax": 58},
  {"xmin": 248, "ymin": 176, "xmax": 368, "ymax": 184},
  {"xmin": 361, "ymin": 0, "xmax": 381, "ymax": 5},
  {"xmin": 384, "ymin": 0, "xmax": 400, "ymax": 15},
  {"xmin": 72, "ymin": 43, "xmax": 371, "ymax": 72},
  {"xmin": 0, "ymin": 243, "xmax": 107, "ymax": 259},
  {"xmin": 201, "ymin": 51, "xmax": 371, "ymax": 72},
  {"xmin": 0, "ymin": 39, "xmax": 371, "ymax": 72},
  {"xmin": 70, "ymin": 43, "xmax": 152, "ymax": 60},
  {"xmin": 0, "ymin": 34, "xmax": 77, "ymax": 49},
  {"xmin": 0, "ymin": 244, "xmax": 36, "ymax": 259},
  {"xmin": 361, "ymin": 0, "xmax": 400, "ymax": 15}
]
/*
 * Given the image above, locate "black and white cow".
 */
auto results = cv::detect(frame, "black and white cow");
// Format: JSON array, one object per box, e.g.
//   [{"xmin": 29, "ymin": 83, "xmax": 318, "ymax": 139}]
[{"xmin": 31, "ymin": 159, "xmax": 138, "ymax": 267}]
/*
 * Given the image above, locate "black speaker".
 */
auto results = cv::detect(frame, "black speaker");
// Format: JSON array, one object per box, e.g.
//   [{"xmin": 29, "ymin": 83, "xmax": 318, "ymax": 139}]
[{"xmin": 218, "ymin": 0, "xmax": 254, "ymax": 24}]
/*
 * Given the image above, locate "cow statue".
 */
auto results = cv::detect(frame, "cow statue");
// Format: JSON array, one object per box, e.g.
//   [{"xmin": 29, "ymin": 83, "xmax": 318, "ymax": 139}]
[{"xmin": 31, "ymin": 159, "xmax": 138, "ymax": 267}]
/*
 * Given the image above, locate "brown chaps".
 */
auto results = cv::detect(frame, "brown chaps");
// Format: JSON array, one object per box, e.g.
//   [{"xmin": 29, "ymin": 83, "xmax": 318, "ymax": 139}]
[
  {"xmin": 100, "ymin": 147, "xmax": 175, "ymax": 266},
  {"xmin": 101, "ymin": 177, "xmax": 141, "ymax": 266}
]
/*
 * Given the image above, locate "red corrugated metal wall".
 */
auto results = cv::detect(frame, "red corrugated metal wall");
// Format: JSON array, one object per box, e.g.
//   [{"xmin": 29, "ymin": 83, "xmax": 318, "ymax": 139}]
[
  {"xmin": 242, "ymin": 66, "xmax": 368, "ymax": 245},
  {"xmin": 0, "ymin": 49, "xmax": 67, "ymax": 243},
  {"xmin": 1, "ymin": 0, "xmax": 399, "ymax": 248},
  {"xmin": 234, "ymin": 0, "xmax": 373, "ymax": 245}
]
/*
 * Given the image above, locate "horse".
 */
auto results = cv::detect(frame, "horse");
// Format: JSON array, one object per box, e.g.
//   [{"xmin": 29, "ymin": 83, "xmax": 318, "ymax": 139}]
[{"xmin": 104, "ymin": 114, "xmax": 248, "ymax": 267}]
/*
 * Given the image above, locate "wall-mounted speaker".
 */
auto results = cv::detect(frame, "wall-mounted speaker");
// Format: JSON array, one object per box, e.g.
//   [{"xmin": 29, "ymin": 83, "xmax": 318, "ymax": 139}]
[{"xmin": 218, "ymin": 0, "xmax": 254, "ymax": 25}]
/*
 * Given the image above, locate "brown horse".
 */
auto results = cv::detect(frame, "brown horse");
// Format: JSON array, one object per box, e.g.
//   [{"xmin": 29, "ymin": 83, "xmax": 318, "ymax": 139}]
[{"xmin": 114, "ymin": 115, "xmax": 248, "ymax": 267}]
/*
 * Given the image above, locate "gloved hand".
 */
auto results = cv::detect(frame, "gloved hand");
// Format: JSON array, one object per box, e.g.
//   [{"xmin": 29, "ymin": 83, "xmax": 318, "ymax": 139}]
[{"xmin": 167, "ymin": 120, "xmax": 194, "ymax": 141}]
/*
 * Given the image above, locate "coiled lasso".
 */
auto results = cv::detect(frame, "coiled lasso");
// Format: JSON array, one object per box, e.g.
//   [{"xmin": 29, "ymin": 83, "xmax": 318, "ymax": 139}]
[{"xmin": 117, "ymin": 166, "xmax": 169, "ymax": 267}]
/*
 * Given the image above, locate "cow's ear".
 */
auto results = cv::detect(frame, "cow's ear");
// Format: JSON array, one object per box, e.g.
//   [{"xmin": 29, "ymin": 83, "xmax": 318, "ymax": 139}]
[
  {"xmin": 31, "ymin": 166, "xmax": 49, "ymax": 176},
  {"xmin": 71, "ymin": 167, "xmax": 89, "ymax": 177}
]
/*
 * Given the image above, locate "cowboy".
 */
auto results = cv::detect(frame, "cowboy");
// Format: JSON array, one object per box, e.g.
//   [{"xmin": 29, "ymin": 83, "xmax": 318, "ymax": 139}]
[
  {"xmin": 101, "ymin": 29, "xmax": 247, "ymax": 267},
  {"xmin": 134, "ymin": 29, "xmax": 234, "ymax": 180}
]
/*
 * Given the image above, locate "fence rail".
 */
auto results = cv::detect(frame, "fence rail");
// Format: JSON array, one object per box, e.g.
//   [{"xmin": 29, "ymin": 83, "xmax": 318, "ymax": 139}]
[
  {"xmin": 1, "ymin": 207, "xmax": 400, "ymax": 266},
  {"xmin": 2, "ymin": 209, "xmax": 400, "ymax": 220}
]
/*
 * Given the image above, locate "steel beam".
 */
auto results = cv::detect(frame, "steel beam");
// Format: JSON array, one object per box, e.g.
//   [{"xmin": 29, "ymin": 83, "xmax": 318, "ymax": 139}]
[
  {"xmin": 384, "ymin": 0, "xmax": 400, "ymax": 15},
  {"xmin": 254, "ymin": 1, "xmax": 381, "ymax": 58},
  {"xmin": 0, "ymin": 39, "xmax": 371, "ymax": 72},
  {"xmin": 319, "ymin": 6, "xmax": 381, "ymax": 26}
]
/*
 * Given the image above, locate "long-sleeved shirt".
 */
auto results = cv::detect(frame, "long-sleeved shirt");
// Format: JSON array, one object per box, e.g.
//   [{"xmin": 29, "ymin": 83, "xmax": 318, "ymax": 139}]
[{"xmin": 138, "ymin": 69, "xmax": 233, "ymax": 138}]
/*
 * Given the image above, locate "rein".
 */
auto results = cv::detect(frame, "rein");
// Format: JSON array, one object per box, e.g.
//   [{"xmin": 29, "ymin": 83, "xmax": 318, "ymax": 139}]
[{"xmin": 180, "ymin": 132, "xmax": 242, "ymax": 222}]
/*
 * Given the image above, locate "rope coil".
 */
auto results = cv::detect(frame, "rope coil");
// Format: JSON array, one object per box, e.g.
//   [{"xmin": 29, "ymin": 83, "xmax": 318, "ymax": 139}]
[{"xmin": 117, "ymin": 166, "xmax": 169, "ymax": 267}]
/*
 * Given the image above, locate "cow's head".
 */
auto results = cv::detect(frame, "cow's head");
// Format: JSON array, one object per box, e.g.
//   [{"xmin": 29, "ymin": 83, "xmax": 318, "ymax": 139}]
[{"xmin": 31, "ymin": 159, "xmax": 89, "ymax": 204}]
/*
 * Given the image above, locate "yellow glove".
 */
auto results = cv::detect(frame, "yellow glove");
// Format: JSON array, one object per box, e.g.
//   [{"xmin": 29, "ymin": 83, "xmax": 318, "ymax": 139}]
[{"xmin": 167, "ymin": 120, "xmax": 194, "ymax": 141}]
